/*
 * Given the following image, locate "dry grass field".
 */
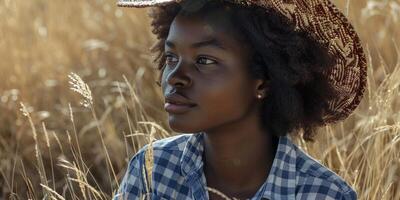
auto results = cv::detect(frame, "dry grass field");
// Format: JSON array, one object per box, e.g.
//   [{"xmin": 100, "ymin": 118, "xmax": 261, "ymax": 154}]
[{"xmin": 0, "ymin": 0, "xmax": 399, "ymax": 199}]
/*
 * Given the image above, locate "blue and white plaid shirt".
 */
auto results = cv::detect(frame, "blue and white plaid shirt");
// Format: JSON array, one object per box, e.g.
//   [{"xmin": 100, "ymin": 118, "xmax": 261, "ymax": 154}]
[{"xmin": 114, "ymin": 133, "xmax": 357, "ymax": 199}]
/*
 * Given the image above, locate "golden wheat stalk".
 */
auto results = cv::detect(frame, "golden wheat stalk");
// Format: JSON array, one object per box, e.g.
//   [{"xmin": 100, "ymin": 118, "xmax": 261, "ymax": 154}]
[
  {"xmin": 19, "ymin": 102, "xmax": 50, "ymax": 197},
  {"xmin": 143, "ymin": 126, "xmax": 156, "ymax": 199},
  {"xmin": 68, "ymin": 71, "xmax": 119, "ymax": 193},
  {"xmin": 68, "ymin": 72, "xmax": 93, "ymax": 108},
  {"xmin": 40, "ymin": 184, "xmax": 66, "ymax": 200}
]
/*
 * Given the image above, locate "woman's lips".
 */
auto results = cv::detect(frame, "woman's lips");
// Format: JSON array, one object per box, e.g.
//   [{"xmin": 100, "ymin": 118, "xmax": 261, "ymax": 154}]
[
  {"xmin": 164, "ymin": 92, "xmax": 197, "ymax": 114},
  {"xmin": 164, "ymin": 102, "xmax": 196, "ymax": 114}
]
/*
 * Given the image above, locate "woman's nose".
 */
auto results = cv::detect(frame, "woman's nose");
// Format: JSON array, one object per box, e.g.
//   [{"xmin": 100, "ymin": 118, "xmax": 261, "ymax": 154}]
[{"xmin": 165, "ymin": 59, "xmax": 192, "ymax": 88}]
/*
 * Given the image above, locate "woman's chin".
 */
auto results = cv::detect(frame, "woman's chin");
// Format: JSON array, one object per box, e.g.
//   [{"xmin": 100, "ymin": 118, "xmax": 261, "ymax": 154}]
[{"xmin": 168, "ymin": 116, "xmax": 201, "ymax": 133}]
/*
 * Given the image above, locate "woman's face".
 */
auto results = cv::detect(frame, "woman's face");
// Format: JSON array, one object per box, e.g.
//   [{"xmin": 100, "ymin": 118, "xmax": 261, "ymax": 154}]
[{"xmin": 161, "ymin": 10, "xmax": 262, "ymax": 133}]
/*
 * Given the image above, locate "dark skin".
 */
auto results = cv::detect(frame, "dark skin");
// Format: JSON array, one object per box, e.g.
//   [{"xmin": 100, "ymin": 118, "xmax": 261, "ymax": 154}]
[{"xmin": 161, "ymin": 8, "xmax": 277, "ymax": 200}]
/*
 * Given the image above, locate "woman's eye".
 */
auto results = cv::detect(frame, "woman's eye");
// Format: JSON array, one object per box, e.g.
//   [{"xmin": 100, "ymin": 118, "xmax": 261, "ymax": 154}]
[
  {"xmin": 197, "ymin": 57, "xmax": 217, "ymax": 65},
  {"xmin": 164, "ymin": 54, "xmax": 217, "ymax": 67},
  {"xmin": 165, "ymin": 54, "xmax": 178, "ymax": 65}
]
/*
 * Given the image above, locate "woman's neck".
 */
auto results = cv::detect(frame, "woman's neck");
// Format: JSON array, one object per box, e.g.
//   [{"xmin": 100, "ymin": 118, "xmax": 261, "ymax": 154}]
[{"xmin": 202, "ymin": 111, "xmax": 277, "ymax": 199}]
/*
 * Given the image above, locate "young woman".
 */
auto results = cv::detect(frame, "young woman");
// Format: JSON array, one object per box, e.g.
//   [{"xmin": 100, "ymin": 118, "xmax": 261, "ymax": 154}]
[{"xmin": 114, "ymin": 0, "xmax": 367, "ymax": 199}]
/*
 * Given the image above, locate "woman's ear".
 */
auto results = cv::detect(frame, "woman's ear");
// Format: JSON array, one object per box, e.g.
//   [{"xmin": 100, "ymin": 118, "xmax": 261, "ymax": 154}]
[{"xmin": 255, "ymin": 79, "xmax": 269, "ymax": 99}]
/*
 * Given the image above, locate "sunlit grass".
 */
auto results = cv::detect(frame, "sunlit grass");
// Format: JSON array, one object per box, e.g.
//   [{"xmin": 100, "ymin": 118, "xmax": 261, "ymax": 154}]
[{"xmin": 0, "ymin": 0, "xmax": 399, "ymax": 199}]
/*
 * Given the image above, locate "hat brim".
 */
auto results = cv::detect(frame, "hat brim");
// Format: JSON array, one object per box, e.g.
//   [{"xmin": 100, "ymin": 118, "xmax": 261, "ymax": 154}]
[
  {"xmin": 117, "ymin": 0, "xmax": 367, "ymax": 125},
  {"xmin": 117, "ymin": 0, "xmax": 177, "ymax": 8}
]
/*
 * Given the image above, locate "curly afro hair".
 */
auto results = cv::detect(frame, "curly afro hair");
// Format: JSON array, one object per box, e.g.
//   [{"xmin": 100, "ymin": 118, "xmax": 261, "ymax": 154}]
[{"xmin": 147, "ymin": 0, "xmax": 340, "ymax": 142}]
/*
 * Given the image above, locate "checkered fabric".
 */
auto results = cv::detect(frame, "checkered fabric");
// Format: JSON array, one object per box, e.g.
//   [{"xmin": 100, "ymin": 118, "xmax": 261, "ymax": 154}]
[{"xmin": 113, "ymin": 133, "xmax": 357, "ymax": 200}]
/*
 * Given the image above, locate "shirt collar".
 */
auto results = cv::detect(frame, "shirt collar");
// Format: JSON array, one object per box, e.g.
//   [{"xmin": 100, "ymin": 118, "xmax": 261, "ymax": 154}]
[
  {"xmin": 180, "ymin": 132, "xmax": 297, "ymax": 200},
  {"xmin": 180, "ymin": 133, "xmax": 205, "ymax": 177},
  {"xmin": 259, "ymin": 135, "xmax": 297, "ymax": 200}
]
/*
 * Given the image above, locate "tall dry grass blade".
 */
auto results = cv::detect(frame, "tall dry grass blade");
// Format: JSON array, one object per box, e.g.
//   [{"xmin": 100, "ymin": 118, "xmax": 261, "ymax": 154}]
[
  {"xmin": 57, "ymin": 152, "xmax": 104, "ymax": 200},
  {"xmin": 66, "ymin": 172, "xmax": 79, "ymax": 200},
  {"xmin": 121, "ymin": 131, "xmax": 131, "ymax": 162},
  {"xmin": 139, "ymin": 126, "xmax": 157, "ymax": 199},
  {"xmin": 69, "ymin": 103, "xmax": 85, "ymax": 173},
  {"xmin": 90, "ymin": 107, "xmax": 119, "ymax": 193},
  {"xmin": 68, "ymin": 178, "xmax": 105, "ymax": 200},
  {"xmin": 145, "ymin": 126, "xmax": 155, "ymax": 193},
  {"xmin": 377, "ymin": 51, "xmax": 389, "ymax": 78},
  {"xmin": 40, "ymin": 184, "xmax": 66, "ymax": 200},
  {"xmin": 345, "ymin": 0, "xmax": 350, "ymax": 17},
  {"xmin": 117, "ymin": 82, "xmax": 137, "ymax": 157},
  {"xmin": 19, "ymin": 159, "xmax": 37, "ymax": 199},
  {"xmin": 72, "ymin": 160, "xmax": 105, "ymax": 200},
  {"xmin": 68, "ymin": 72, "xmax": 119, "ymax": 192},
  {"xmin": 141, "ymin": 164, "xmax": 150, "ymax": 200},
  {"xmin": 19, "ymin": 102, "xmax": 49, "ymax": 197},
  {"xmin": 122, "ymin": 75, "xmax": 152, "ymax": 136},
  {"xmin": 364, "ymin": 44, "xmax": 375, "ymax": 110},
  {"xmin": 125, "ymin": 132, "xmax": 148, "ymax": 138},
  {"xmin": 51, "ymin": 131, "xmax": 65, "ymax": 156},
  {"xmin": 75, "ymin": 162, "xmax": 88, "ymax": 200},
  {"xmin": 137, "ymin": 121, "xmax": 170, "ymax": 139},
  {"xmin": 0, "ymin": 168, "xmax": 12, "ymax": 195},
  {"xmin": 42, "ymin": 122, "xmax": 56, "ymax": 190}
]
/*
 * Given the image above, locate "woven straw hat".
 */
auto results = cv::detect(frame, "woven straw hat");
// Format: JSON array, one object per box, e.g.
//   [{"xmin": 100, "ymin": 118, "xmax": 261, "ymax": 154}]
[{"xmin": 117, "ymin": 0, "xmax": 367, "ymax": 125}]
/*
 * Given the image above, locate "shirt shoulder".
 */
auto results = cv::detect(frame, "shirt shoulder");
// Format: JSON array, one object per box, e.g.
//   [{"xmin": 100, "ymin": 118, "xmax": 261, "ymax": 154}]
[
  {"xmin": 114, "ymin": 134, "xmax": 192, "ymax": 200},
  {"xmin": 151, "ymin": 133, "xmax": 192, "ymax": 151},
  {"xmin": 293, "ymin": 144, "xmax": 357, "ymax": 199}
]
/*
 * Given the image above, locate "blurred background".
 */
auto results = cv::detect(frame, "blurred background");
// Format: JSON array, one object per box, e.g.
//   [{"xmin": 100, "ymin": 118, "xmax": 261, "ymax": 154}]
[{"xmin": 0, "ymin": 0, "xmax": 399, "ymax": 199}]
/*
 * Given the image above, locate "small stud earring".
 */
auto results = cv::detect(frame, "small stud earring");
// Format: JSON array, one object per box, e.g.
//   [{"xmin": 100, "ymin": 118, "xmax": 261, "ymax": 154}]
[{"xmin": 257, "ymin": 94, "xmax": 262, "ymax": 99}]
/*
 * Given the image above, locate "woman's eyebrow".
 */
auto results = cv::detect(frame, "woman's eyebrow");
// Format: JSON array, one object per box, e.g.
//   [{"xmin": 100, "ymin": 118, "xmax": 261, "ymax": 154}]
[{"xmin": 165, "ymin": 37, "xmax": 227, "ymax": 50}]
